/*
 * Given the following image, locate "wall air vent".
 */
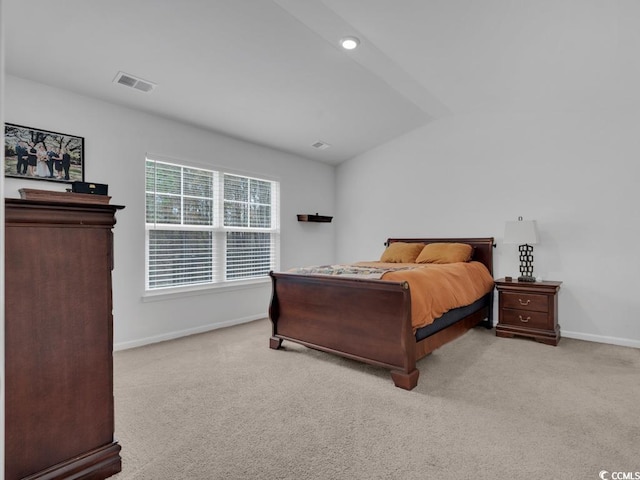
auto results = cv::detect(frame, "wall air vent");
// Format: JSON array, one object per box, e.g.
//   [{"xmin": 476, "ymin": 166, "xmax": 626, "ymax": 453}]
[
  {"xmin": 311, "ymin": 141, "xmax": 331, "ymax": 150},
  {"xmin": 113, "ymin": 71, "xmax": 156, "ymax": 93}
]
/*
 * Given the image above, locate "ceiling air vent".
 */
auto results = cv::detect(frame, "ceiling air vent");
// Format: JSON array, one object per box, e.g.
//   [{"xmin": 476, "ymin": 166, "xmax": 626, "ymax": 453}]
[
  {"xmin": 113, "ymin": 71, "xmax": 156, "ymax": 93},
  {"xmin": 311, "ymin": 141, "xmax": 331, "ymax": 150}
]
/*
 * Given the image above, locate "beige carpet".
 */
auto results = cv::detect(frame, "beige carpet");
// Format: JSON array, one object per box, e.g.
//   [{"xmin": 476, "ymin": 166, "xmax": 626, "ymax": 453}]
[{"xmin": 112, "ymin": 319, "xmax": 639, "ymax": 480}]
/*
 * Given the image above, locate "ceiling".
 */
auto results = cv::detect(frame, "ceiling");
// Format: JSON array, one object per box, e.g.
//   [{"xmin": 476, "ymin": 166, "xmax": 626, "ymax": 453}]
[{"xmin": 4, "ymin": 0, "xmax": 640, "ymax": 164}]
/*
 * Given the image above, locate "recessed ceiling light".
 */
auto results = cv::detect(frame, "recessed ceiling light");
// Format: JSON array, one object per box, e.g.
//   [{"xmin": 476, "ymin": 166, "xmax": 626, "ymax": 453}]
[{"xmin": 340, "ymin": 36, "xmax": 360, "ymax": 50}]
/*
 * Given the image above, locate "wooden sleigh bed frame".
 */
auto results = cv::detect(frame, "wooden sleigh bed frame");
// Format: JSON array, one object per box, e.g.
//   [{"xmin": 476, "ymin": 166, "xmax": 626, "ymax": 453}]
[{"xmin": 268, "ymin": 237, "xmax": 495, "ymax": 390}]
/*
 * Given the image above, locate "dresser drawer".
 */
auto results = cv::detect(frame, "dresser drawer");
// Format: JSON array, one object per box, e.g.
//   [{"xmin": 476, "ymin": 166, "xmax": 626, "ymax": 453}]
[
  {"xmin": 501, "ymin": 292, "xmax": 548, "ymax": 312},
  {"xmin": 501, "ymin": 308, "xmax": 550, "ymax": 330}
]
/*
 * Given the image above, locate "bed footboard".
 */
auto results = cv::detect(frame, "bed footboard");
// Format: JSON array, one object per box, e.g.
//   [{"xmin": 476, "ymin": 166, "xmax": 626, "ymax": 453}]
[{"xmin": 269, "ymin": 272, "xmax": 418, "ymax": 389}]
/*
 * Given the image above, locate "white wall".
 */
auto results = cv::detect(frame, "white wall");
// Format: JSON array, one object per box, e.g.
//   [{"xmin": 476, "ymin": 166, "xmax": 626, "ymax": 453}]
[
  {"xmin": 4, "ymin": 75, "xmax": 336, "ymax": 349},
  {"xmin": 336, "ymin": 112, "xmax": 640, "ymax": 347}
]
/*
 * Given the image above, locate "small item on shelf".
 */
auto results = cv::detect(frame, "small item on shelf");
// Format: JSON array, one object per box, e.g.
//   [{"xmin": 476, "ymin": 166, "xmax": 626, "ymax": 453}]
[{"xmin": 297, "ymin": 213, "xmax": 333, "ymax": 223}]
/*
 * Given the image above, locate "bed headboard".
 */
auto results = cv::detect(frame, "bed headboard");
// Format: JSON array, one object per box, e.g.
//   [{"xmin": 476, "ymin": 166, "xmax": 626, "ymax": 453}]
[{"xmin": 385, "ymin": 237, "xmax": 495, "ymax": 276}]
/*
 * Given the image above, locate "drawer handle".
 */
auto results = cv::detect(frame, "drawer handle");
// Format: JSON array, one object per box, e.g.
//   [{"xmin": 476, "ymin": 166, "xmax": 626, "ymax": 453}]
[
  {"xmin": 519, "ymin": 315, "xmax": 531, "ymax": 323},
  {"xmin": 518, "ymin": 299, "xmax": 531, "ymax": 306}
]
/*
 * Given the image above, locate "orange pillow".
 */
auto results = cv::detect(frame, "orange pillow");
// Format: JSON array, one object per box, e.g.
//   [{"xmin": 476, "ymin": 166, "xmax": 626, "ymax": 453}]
[
  {"xmin": 380, "ymin": 242, "xmax": 425, "ymax": 263},
  {"xmin": 415, "ymin": 243, "xmax": 473, "ymax": 264}
]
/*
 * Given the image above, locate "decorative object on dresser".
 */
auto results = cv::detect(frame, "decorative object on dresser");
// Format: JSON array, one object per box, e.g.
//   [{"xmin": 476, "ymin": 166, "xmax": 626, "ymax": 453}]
[
  {"xmin": 72, "ymin": 180, "xmax": 109, "ymax": 196},
  {"xmin": 269, "ymin": 237, "xmax": 495, "ymax": 390},
  {"xmin": 495, "ymin": 278, "xmax": 562, "ymax": 346},
  {"xmin": 5, "ymin": 196, "xmax": 124, "ymax": 480},
  {"xmin": 503, "ymin": 216, "xmax": 538, "ymax": 282},
  {"xmin": 4, "ymin": 123, "xmax": 85, "ymax": 183}
]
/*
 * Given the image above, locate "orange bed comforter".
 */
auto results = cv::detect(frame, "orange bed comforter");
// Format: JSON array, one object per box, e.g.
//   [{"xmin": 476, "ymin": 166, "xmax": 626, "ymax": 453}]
[{"xmin": 354, "ymin": 261, "xmax": 495, "ymax": 331}]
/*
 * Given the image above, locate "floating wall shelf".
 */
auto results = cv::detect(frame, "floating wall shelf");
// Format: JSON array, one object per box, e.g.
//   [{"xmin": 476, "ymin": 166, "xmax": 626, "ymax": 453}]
[{"xmin": 297, "ymin": 213, "xmax": 333, "ymax": 223}]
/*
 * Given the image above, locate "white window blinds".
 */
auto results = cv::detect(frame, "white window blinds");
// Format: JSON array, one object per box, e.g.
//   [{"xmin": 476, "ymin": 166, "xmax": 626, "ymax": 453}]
[{"xmin": 145, "ymin": 158, "xmax": 279, "ymax": 290}]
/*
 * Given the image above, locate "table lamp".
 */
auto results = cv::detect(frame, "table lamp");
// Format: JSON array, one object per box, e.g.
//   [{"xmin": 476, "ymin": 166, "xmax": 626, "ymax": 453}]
[{"xmin": 504, "ymin": 216, "xmax": 538, "ymax": 282}]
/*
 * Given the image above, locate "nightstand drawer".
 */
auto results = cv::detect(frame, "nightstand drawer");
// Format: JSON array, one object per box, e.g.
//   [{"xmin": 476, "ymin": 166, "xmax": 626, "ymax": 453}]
[
  {"xmin": 501, "ymin": 308, "xmax": 550, "ymax": 329},
  {"xmin": 501, "ymin": 292, "xmax": 548, "ymax": 312}
]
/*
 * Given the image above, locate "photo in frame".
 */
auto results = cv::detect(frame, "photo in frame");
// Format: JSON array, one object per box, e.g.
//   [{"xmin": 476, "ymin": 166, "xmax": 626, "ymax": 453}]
[{"xmin": 4, "ymin": 123, "xmax": 84, "ymax": 183}]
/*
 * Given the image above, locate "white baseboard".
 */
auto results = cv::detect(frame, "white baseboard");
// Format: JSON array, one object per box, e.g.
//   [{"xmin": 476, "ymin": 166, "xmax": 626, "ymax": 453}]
[
  {"xmin": 491, "ymin": 320, "xmax": 639, "ymax": 349},
  {"xmin": 114, "ymin": 314, "xmax": 266, "ymax": 351},
  {"xmin": 115, "ymin": 318, "xmax": 639, "ymax": 352},
  {"xmin": 561, "ymin": 330, "xmax": 640, "ymax": 349}
]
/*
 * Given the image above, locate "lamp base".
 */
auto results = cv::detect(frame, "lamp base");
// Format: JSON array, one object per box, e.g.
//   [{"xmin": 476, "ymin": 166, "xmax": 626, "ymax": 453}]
[
  {"xmin": 518, "ymin": 275, "xmax": 536, "ymax": 282},
  {"xmin": 518, "ymin": 244, "xmax": 535, "ymax": 283}
]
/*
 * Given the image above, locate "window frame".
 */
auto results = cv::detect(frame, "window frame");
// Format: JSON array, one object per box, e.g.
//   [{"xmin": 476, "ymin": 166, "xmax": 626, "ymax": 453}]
[{"xmin": 144, "ymin": 155, "xmax": 280, "ymax": 295}]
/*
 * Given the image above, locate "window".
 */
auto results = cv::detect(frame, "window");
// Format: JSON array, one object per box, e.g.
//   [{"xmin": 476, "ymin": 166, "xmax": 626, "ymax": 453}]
[{"xmin": 145, "ymin": 158, "xmax": 279, "ymax": 290}]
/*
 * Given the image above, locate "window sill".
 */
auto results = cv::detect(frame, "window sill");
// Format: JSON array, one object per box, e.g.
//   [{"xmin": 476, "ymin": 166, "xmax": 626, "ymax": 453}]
[{"xmin": 141, "ymin": 277, "xmax": 271, "ymax": 302}]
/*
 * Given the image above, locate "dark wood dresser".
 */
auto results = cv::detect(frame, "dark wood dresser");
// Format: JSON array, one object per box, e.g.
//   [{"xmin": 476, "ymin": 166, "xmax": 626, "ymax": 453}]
[
  {"xmin": 5, "ymin": 197, "xmax": 124, "ymax": 480},
  {"xmin": 495, "ymin": 278, "xmax": 562, "ymax": 346}
]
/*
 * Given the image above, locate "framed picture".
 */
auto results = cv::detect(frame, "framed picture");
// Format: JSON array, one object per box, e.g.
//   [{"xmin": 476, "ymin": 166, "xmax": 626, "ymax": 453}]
[{"xmin": 4, "ymin": 123, "xmax": 84, "ymax": 183}]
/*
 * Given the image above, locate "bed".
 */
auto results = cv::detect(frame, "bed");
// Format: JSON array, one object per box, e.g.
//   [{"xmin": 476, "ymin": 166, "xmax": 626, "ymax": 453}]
[{"xmin": 268, "ymin": 237, "xmax": 495, "ymax": 390}]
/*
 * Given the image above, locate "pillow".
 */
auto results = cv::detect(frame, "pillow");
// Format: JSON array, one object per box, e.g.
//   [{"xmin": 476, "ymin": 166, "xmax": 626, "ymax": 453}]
[
  {"xmin": 380, "ymin": 242, "xmax": 425, "ymax": 263},
  {"xmin": 415, "ymin": 243, "xmax": 473, "ymax": 264}
]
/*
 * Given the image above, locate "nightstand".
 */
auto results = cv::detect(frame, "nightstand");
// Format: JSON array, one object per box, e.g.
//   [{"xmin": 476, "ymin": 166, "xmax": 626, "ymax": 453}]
[{"xmin": 495, "ymin": 278, "xmax": 562, "ymax": 346}]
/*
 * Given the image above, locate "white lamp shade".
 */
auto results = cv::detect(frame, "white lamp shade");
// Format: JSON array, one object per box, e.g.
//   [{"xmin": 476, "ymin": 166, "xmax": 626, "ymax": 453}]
[{"xmin": 504, "ymin": 219, "xmax": 538, "ymax": 245}]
